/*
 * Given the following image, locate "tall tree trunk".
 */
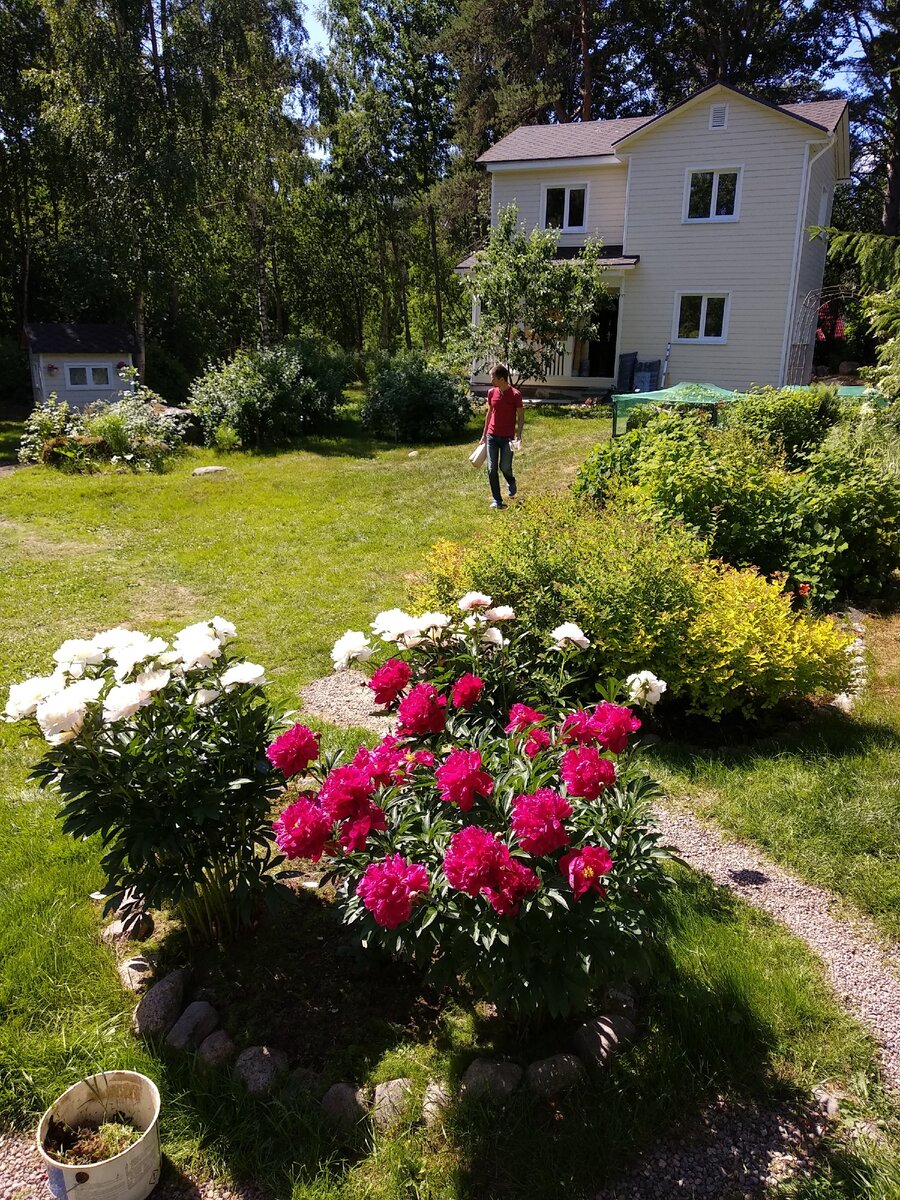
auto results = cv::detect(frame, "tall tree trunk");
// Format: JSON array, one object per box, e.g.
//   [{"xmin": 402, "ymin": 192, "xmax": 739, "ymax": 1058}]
[
  {"xmin": 134, "ymin": 279, "xmax": 146, "ymax": 381},
  {"xmin": 390, "ymin": 230, "xmax": 412, "ymax": 350},
  {"xmin": 426, "ymin": 202, "xmax": 445, "ymax": 346},
  {"xmin": 883, "ymin": 78, "xmax": 900, "ymax": 235},
  {"xmin": 249, "ymin": 197, "xmax": 270, "ymax": 346},
  {"xmin": 271, "ymin": 248, "xmax": 286, "ymax": 339},
  {"xmin": 146, "ymin": 0, "xmax": 164, "ymax": 98},
  {"xmin": 377, "ymin": 228, "xmax": 391, "ymax": 348},
  {"xmin": 579, "ymin": 0, "xmax": 593, "ymax": 122}
]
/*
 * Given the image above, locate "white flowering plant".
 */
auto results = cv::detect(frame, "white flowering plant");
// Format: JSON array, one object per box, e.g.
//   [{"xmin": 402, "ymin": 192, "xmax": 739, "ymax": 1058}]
[{"xmin": 5, "ymin": 619, "xmax": 282, "ymax": 942}]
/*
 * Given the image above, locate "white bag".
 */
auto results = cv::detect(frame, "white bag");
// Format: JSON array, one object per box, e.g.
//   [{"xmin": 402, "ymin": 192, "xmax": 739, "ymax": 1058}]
[{"xmin": 469, "ymin": 442, "xmax": 487, "ymax": 468}]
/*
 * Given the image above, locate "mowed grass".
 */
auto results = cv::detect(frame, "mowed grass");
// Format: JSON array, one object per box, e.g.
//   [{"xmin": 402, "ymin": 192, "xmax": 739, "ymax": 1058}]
[
  {"xmin": 652, "ymin": 611, "xmax": 900, "ymax": 943},
  {"xmin": 1, "ymin": 406, "xmax": 899, "ymax": 1196},
  {"xmin": 0, "ymin": 414, "xmax": 25, "ymax": 463}
]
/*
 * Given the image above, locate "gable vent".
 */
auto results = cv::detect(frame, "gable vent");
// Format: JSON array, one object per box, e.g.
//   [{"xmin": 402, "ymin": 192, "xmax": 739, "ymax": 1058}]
[{"xmin": 710, "ymin": 104, "xmax": 728, "ymax": 129}]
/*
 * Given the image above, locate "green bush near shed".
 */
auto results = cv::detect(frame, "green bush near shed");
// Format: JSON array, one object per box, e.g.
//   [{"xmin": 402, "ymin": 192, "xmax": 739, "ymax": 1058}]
[{"xmin": 361, "ymin": 352, "xmax": 472, "ymax": 442}]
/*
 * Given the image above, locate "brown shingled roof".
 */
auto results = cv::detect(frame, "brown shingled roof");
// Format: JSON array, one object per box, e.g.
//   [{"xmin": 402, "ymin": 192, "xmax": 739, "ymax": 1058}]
[{"xmin": 477, "ymin": 87, "xmax": 848, "ymax": 165}]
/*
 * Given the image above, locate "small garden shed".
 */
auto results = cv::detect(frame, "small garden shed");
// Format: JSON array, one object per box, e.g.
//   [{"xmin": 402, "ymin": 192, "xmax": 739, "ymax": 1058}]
[{"xmin": 24, "ymin": 323, "xmax": 136, "ymax": 409}]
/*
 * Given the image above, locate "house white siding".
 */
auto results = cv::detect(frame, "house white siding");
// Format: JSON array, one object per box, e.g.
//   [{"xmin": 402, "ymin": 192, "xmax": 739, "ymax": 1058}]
[
  {"xmin": 785, "ymin": 147, "xmax": 835, "ymax": 383},
  {"xmin": 32, "ymin": 352, "xmax": 134, "ymax": 409},
  {"xmin": 617, "ymin": 92, "xmax": 826, "ymax": 392},
  {"xmin": 491, "ymin": 164, "xmax": 628, "ymax": 248}
]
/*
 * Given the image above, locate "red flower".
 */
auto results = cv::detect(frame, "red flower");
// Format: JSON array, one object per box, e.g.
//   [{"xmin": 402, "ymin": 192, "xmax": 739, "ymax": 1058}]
[
  {"xmin": 452, "ymin": 672, "xmax": 484, "ymax": 710},
  {"xmin": 397, "ymin": 682, "xmax": 447, "ymax": 736},
  {"xmin": 356, "ymin": 854, "xmax": 429, "ymax": 928},
  {"xmin": 434, "ymin": 749, "xmax": 494, "ymax": 812},
  {"xmin": 368, "ymin": 658, "xmax": 412, "ymax": 707},
  {"xmin": 338, "ymin": 801, "xmax": 387, "ymax": 852},
  {"xmin": 413, "ymin": 749, "xmax": 435, "ymax": 767},
  {"xmin": 483, "ymin": 857, "xmax": 540, "ymax": 916},
  {"xmin": 591, "ymin": 702, "xmax": 641, "ymax": 754},
  {"xmin": 318, "ymin": 764, "xmax": 375, "ymax": 822},
  {"xmin": 505, "ymin": 703, "xmax": 546, "ymax": 734},
  {"xmin": 524, "ymin": 727, "xmax": 552, "ymax": 758},
  {"xmin": 559, "ymin": 709, "xmax": 598, "ymax": 745},
  {"xmin": 511, "ymin": 789, "xmax": 573, "ymax": 855},
  {"xmin": 798, "ymin": 582, "xmax": 811, "ymax": 597},
  {"xmin": 559, "ymin": 845, "xmax": 613, "ymax": 899},
  {"xmin": 353, "ymin": 735, "xmax": 407, "ymax": 787},
  {"xmin": 273, "ymin": 796, "xmax": 332, "ymax": 861},
  {"xmin": 443, "ymin": 826, "xmax": 506, "ymax": 895},
  {"xmin": 266, "ymin": 723, "xmax": 320, "ymax": 777},
  {"xmin": 561, "ymin": 746, "xmax": 616, "ymax": 800}
]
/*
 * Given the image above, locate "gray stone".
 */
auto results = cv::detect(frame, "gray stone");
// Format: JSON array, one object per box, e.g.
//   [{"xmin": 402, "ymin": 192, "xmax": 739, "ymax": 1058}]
[
  {"xmin": 102, "ymin": 912, "xmax": 153, "ymax": 943},
  {"xmin": 234, "ymin": 1046, "xmax": 289, "ymax": 1096},
  {"xmin": 422, "ymin": 1079, "xmax": 451, "ymax": 1128},
  {"xmin": 460, "ymin": 1059, "xmax": 523, "ymax": 1101},
  {"xmin": 813, "ymin": 1086, "xmax": 840, "ymax": 1119},
  {"xmin": 165, "ymin": 1000, "xmax": 218, "ymax": 1051},
  {"xmin": 131, "ymin": 968, "xmax": 190, "ymax": 1039},
  {"xmin": 838, "ymin": 360, "xmax": 860, "ymax": 376},
  {"xmin": 573, "ymin": 1014, "xmax": 636, "ymax": 1069},
  {"xmin": 118, "ymin": 955, "xmax": 155, "ymax": 993},
  {"xmin": 604, "ymin": 983, "xmax": 638, "ymax": 1020},
  {"xmin": 197, "ymin": 1029, "xmax": 236, "ymax": 1069},
  {"xmin": 101, "ymin": 919, "xmax": 126, "ymax": 945},
  {"xmin": 321, "ymin": 1082, "xmax": 368, "ymax": 1130},
  {"xmin": 192, "ymin": 465, "xmax": 228, "ymax": 476},
  {"xmin": 371, "ymin": 1078, "xmax": 413, "ymax": 1132},
  {"xmin": 525, "ymin": 1054, "xmax": 586, "ymax": 1099},
  {"xmin": 288, "ymin": 1066, "xmax": 321, "ymax": 1097}
]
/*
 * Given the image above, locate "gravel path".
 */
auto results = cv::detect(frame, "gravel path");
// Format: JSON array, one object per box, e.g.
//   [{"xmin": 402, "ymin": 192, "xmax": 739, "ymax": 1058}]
[
  {"xmin": 593, "ymin": 1095, "xmax": 823, "ymax": 1200},
  {"xmin": 300, "ymin": 669, "xmax": 393, "ymax": 736},
  {"xmin": 656, "ymin": 804, "xmax": 900, "ymax": 1091}
]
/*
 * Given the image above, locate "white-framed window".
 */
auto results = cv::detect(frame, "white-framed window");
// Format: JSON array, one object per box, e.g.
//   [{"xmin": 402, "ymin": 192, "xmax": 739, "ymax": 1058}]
[
  {"xmin": 673, "ymin": 292, "xmax": 730, "ymax": 343},
  {"xmin": 542, "ymin": 183, "xmax": 588, "ymax": 231},
  {"xmin": 64, "ymin": 363, "xmax": 114, "ymax": 389},
  {"xmin": 683, "ymin": 168, "xmax": 742, "ymax": 222}
]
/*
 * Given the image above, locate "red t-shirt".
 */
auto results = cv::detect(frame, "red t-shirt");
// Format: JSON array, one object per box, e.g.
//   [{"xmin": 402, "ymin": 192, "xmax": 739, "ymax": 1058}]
[{"xmin": 486, "ymin": 386, "xmax": 523, "ymax": 437}]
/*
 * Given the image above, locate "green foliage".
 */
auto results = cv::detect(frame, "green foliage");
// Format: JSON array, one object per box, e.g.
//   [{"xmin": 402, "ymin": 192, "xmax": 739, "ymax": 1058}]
[
  {"xmin": 11, "ymin": 622, "xmax": 283, "ymax": 944},
  {"xmin": 361, "ymin": 351, "xmax": 472, "ymax": 441},
  {"xmin": 285, "ymin": 330, "xmax": 356, "ymax": 407},
  {"xmin": 415, "ymin": 496, "xmax": 852, "ymax": 720},
  {"xmin": 862, "ymin": 283, "xmax": 900, "ymax": 401},
  {"xmin": 465, "ymin": 204, "xmax": 610, "ymax": 384},
  {"xmin": 189, "ymin": 346, "xmax": 335, "ymax": 448},
  {"xmin": 18, "ymin": 392, "xmax": 77, "ymax": 464},
  {"xmin": 0, "ymin": 337, "xmax": 30, "ymax": 406},
  {"xmin": 144, "ymin": 342, "xmax": 192, "ymax": 406},
  {"xmin": 722, "ymin": 385, "xmax": 841, "ymax": 466}
]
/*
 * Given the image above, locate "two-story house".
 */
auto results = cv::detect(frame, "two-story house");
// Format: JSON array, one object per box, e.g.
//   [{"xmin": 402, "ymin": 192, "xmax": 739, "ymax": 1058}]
[{"xmin": 459, "ymin": 83, "xmax": 850, "ymax": 396}]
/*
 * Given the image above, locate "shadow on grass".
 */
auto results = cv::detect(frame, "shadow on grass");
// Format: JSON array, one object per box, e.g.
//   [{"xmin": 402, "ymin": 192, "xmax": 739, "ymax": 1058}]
[{"xmin": 238, "ymin": 411, "xmax": 485, "ymax": 462}]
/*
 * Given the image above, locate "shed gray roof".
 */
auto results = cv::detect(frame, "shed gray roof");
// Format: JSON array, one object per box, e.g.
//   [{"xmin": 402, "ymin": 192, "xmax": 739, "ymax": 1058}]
[
  {"xmin": 456, "ymin": 244, "xmax": 639, "ymax": 272},
  {"xmin": 478, "ymin": 88, "xmax": 848, "ymax": 165},
  {"xmin": 24, "ymin": 322, "xmax": 137, "ymax": 354}
]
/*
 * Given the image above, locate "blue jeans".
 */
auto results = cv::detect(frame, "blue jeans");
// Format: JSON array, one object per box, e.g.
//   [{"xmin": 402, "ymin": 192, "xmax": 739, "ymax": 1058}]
[{"xmin": 486, "ymin": 434, "xmax": 516, "ymax": 505}]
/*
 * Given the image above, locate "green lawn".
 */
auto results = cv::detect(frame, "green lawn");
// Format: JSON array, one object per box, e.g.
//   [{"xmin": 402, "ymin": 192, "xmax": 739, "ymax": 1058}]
[
  {"xmin": 0, "ymin": 415, "xmax": 25, "ymax": 464},
  {"xmin": 1, "ymin": 408, "xmax": 899, "ymax": 1198}
]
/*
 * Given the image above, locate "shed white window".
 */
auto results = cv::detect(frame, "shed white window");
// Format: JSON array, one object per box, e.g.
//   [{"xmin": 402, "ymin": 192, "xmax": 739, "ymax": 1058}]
[
  {"xmin": 543, "ymin": 184, "xmax": 587, "ymax": 231},
  {"xmin": 684, "ymin": 169, "xmax": 741, "ymax": 221},
  {"xmin": 673, "ymin": 293, "xmax": 730, "ymax": 343},
  {"xmin": 65, "ymin": 363, "xmax": 114, "ymax": 388}
]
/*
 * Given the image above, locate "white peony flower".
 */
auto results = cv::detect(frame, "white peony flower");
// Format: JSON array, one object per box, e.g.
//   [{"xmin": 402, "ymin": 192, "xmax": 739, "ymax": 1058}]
[
  {"xmin": 135, "ymin": 669, "xmax": 171, "ymax": 693},
  {"xmin": 626, "ymin": 671, "xmax": 668, "ymax": 706},
  {"xmin": 458, "ymin": 591, "xmax": 492, "ymax": 611},
  {"xmin": 36, "ymin": 678, "xmax": 103, "ymax": 745},
  {"xmin": 480, "ymin": 626, "xmax": 507, "ymax": 649},
  {"xmin": 103, "ymin": 683, "xmax": 152, "ymax": 724},
  {"xmin": 111, "ymin": 635, "xmax": 169, "ymax": 680},
  {"xmin": 464, "ymin": 613, "xmax": 487, "ymax": 629},
  {"xmin": 53, "ymin": 638, "xmax": 105, "ymax": 669},
  {"xmin": 371, "ymin": 608, "xmax": 419, "ymax": 643},
  {"xmin": 485, "ymin": 605, "xmax": 515, "ymax": 622},
  {"xmin": 4, "ymin": 672, "xmax": 69, "ymax": 721},
  {"xmin": 192, "ymin": 688, "xmax": 221, "ymax": 707},
  {"xmin": 221, "ymin": 662, "xmax": 266, "ymax": 690},
  {"xmin": 210, "ymin": 616, "xmax": 237, "ymax": 642},
  {"xmin": 331, "ymin": 630, "xmax": 373, "ymax": 670},
  {"xmin": 174, "ymin": 632, "xmax": 223, "ymax": 671},
  {"xmin": 550, "ymin": 622, "xmax": 590, "ymax": 651},
  {"xmin": 91, "ymin": 627, "xmax": 144, "ymax": 652},
  {"xmin": 417, "ymin": 611, "xmax": 451, "ymax": 631}
]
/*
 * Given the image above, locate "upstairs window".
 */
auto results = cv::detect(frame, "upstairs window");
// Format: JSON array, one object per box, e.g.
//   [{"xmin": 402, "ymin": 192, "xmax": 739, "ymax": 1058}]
[
  {"xmin": 685, "ymin": 169, "xmax": 741, "ymax": 221},
  {"xmin": 543, "ymin": 184, "xmax": 587, "ymax": 231},
  {"xmin": 674, "ymin": 293, "xmax": 730, "ymax": 343}
]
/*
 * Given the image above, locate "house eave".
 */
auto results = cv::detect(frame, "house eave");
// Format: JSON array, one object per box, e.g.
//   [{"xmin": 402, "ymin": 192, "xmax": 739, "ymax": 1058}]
[{"xmin": 484, "ymin": 155, "xmax": 623, "ymax": 172}]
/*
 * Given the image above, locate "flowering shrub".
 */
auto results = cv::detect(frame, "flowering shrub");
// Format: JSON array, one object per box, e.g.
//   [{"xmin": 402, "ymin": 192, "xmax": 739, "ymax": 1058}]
[
  {"xmin": 4, "ymin": 619, "xmax": 282, "ymax": 942},
  {"xmin": 270, "ymin": 682, "xmax": 669, "ymax": 1021}
]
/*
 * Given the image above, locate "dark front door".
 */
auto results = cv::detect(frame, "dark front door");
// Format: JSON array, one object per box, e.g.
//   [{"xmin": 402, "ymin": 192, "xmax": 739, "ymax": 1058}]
[{"xmin": 589, "ymin": 296, "xmax": 619, "ymax": 377}]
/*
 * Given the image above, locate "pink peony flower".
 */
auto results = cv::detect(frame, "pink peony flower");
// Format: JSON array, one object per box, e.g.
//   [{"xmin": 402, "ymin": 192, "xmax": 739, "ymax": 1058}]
[
  {"xmin": 353, "ymin": 735, "xmax": 407, "ymax": 787},
  {"xmin": 266, "ymin": 723, "xmax": 320, "ymax": 777},
  {"xmin": 356, "ymin": 853, "xmax": 429, "ymax": 928},
  {"xmin": 434, "ymin": 749, "xmax": 494, "ymax": 812},
  {"xmin": 559, "ymin": 709, "xmax": 599, "ymax": 745},
  {"xmin": 397, "ymin": 682, "xmax": 447, "ymax": 737},
  {"xmin": 443, "ymin": 826, "xmax": 506, "ymax": 895},
  {"xmin": 452, "ymin": 673, "xmax": 484, "ymax": 710},
  {"xmin": 560, "ymin": 746, "xmax": 616, "ymax": 800},
  {"xmin": 483, "ymin": 857, "xmax": 540, "ymax": 916},
  {"xmin": 511, "ymin": 789, "xmax": 573, "ymax": 855},
  {"xmin": 524, "ymin": 727, "xmax": 552, "ymax": 758},
  {"xmin": 559, "ymin": 845, "xmax": 613, "ymax": 899},
  {"xmin": 318, "ymin": 764, "xmax": 376, "ymax": 822},
  {"xmin": 368, "ymin": 658, "xmax": 412, "ymax": 707},
  {"xmin": 338, "ymin": 801, "xmax": 387, "ymax": 852},
  {"xmin": 591, "ymin": 702, "xmax": 641, "ymax": 754},
  {"xmin": 274, "ymin": 796, "xmax": 332, "ymax": 861},
  {"xmin": 505, "ymin": 703, "xmax": 546, "ymax": 734}
]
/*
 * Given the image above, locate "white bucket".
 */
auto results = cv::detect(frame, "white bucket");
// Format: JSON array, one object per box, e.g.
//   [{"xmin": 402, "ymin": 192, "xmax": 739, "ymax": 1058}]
[{"xmin": 36, "ymin": 1070, "xmax": 161, "ymax": 1200}]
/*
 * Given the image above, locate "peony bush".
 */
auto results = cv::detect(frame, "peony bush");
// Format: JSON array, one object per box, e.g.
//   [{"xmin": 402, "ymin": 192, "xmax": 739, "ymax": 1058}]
[{"xmin": 4, "ymin": 619, "xmax": 282, "ymax": 942}]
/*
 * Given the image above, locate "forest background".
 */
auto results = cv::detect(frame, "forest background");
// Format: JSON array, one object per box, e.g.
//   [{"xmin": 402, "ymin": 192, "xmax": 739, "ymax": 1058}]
[{"xmin": 0, "ymin": 0, "xmax": 897, "ymax": 402}]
